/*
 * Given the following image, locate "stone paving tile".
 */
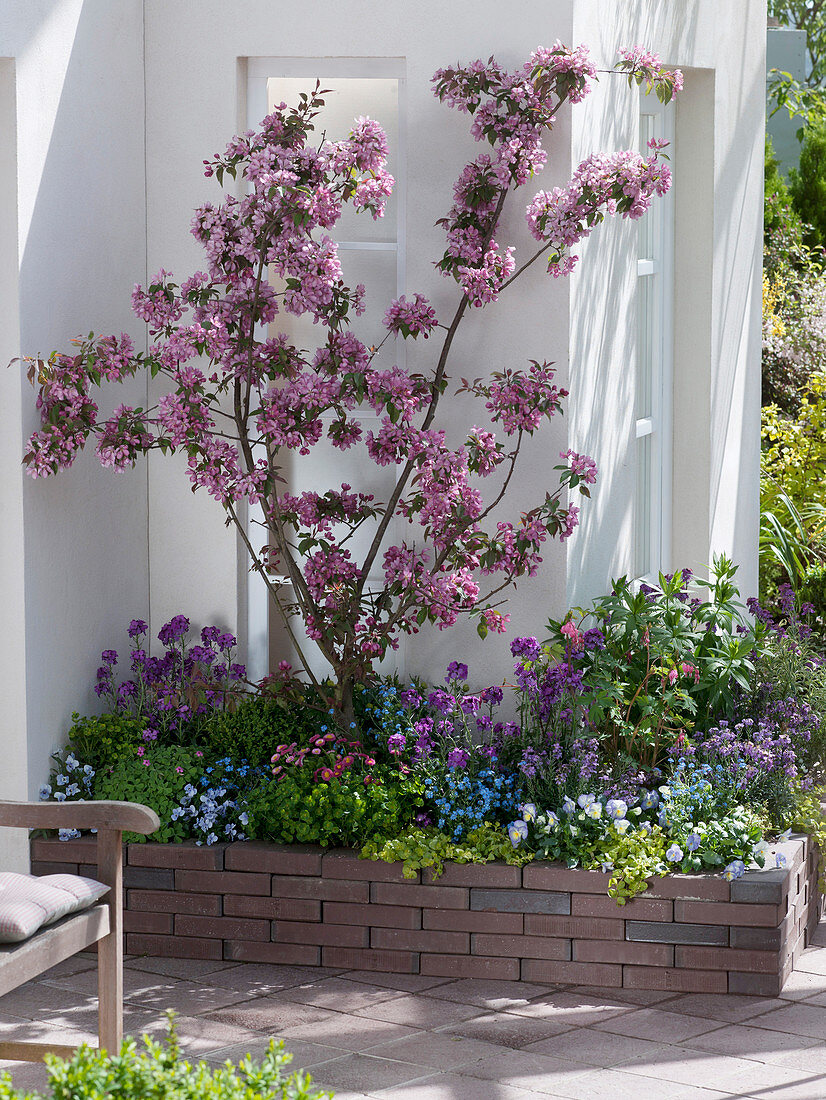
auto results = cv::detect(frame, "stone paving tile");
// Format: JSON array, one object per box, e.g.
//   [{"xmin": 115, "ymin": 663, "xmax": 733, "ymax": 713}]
[
  {"xmin": 280, "ymin": 1010, "xmax": 421, "ymax": 1052},
  {"xmin": 39, "ymin": 955, "xmax": 98, "ymax": 980},
  {"xmin": 308, "ymin": 1051, "xmax": 433, "ymax": 1093},
  {"xmin": 793, "ymin": 948, "xmax": 826, "ymax": 976},
  {"xmin": 343, "ymin": 971, "xmax": 454, "ymax": 993},
  {"xmin": 533, "ymin": 1064, "xmax": 733, "ymax": 1100},
  {"xmin": 138, "ymin": 1012, "xmax": 263, "ymax": 1057},
  {"xmin": 573, "ymin": 984, "xmax": 679, "ymax": 1005},
  {"xmin": 524, "ymin": 1028, "xmax": 670, "ymax": 1068},
  {"xmin": 503, "ymin": 989, "xmax": 636, "ymax": 1027},
  {"xmin": 277, "ymin": 976, "xmax": 409, "ymax": 1013},
  {"xmin": 442, "ymin": 1011, "xmax": 574, "ymax": 1049},
  {"xmin": 125, "ymin": 955, "xmax": 241, "ymax": 979},
  {"xmin": 376, "ymin": 1072, "xmax": 555, "ymax": 1100},
  {"xmin": 424, "ymin": 978, "xmax": 556, "ymax": 1011},
  {"xmin": 771, "ymin": 967, "xmax": 826, "ymax": 1000},
  {"xmin": 352, "ymin": 994, "xmax": 482, "ymax": 1028},
  {"xmin": 201, "ymin": 963, "xmax": 345, "ymax": 996},
  {"xmin": 677, "ymin": 1022, "xmax": 822, "ymax": 1062},
  {"xmin": 620, "ymin": 1044, "xmax": 809, "ymax": 1095},
  {"xmin": 744, "ymin": 999, "xmax": 826, "ymax": 1039},
  {"xmin": 366, "ymin": 1030, "xmax": 505, "ymax": 1071},
  {"xmin": 661, "ymin": 992, "xmax": 786, "ymax": 1023},
  {"xmin": 459, "ymin": 1047, "xmax": 594, "ymax": 1093},
  {"xmin": 206, "ymin": 998, "xmax": 340, "ymax": 1034},
  {"xmin": 203, "ymin": 1035, "xmax": 355, "ymax": 1070},
  {"xmin": 593, "ymin": 1006, "xmax": 724, "ymax": 1043}
]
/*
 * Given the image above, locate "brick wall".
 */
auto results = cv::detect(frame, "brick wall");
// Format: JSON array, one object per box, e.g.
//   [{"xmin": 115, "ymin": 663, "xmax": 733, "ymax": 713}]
[{"xmin": 31, "ymin": 834, "xmax": 824, "ymax": 995}]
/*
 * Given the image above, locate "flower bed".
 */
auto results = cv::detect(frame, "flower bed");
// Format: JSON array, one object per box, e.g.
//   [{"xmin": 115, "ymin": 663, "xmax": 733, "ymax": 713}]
[{"xmin": 31, "ymin": 835, "xmax": 823, "ymax": 997}]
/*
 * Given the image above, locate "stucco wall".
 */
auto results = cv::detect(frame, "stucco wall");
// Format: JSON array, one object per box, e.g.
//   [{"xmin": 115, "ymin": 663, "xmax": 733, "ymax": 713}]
[{"xmin": 0, "ymin": 0, "xmax": 149, "ymax": 819}]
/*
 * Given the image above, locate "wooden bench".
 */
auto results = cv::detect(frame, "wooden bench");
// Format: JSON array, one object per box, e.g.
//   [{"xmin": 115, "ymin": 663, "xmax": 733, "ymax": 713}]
[{"xmin": 0, "ymin": 799, "xmax": 159, "ymax": 1061}]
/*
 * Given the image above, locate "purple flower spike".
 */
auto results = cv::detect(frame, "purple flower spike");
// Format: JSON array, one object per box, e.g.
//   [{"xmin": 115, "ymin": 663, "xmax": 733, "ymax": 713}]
[{"xmin": 128, "ymin": 619, "xmax": 148, "ymax": 638}]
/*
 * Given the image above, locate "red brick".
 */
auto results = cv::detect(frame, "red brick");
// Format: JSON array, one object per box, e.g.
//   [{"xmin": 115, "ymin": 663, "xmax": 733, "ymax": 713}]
[
  {"xmin": 226, "ymin": 940, "xmax": 320, "ymax": 967},
  {"xmin": 128, "ymin": 841, "xmax": 225, "ymax": 871},
  {"xmin": 372, "ymin": 882, "xmax": 468, "ymax": 909},
  {"xmin": 423, "ymin": 863, "xmax": 521, "ymax": 888},
  {"xmin": 273, "ymin": 920, "xmax": 368, "ymax": 947},
  {"xmin": 674, "ymin": 900, "xmax": 782, "ymax": 927},
  {"xmin": 728, "ymin": 970, "xmax": 783, "ymax": 997},
  {"xmin": 424, "ymin": 909, "xmax": 523, "ymax": 934},
  {"xmin": 128, "ymin": 889, "xmax": 221, "ymax": 917},
  {"xmin": 226, "ymin": 842, "xmax": 322, "ymax": 876},
  {"xmin": 675, "ymin": 945, "xmax": 781, "ymax": 974},
  {"xmin": 31, "ymin": 861, "xmax": 79, "ymax": 877},
  {"xmin": 176, "ymin": 869, "xmax": 270, "ymax": 896},
  {"xmin": 572, "ymin": 894, "xmax": 672, "ymax": 921},
  {"xmin": 175, "ymin": 914, "xmax": 270, "ymax": 941},
  {"xmin": 272, "ymin": 874, "xmax": 369, "ymax": 904},
  {"xmin": 325, "ymin": 902, "xmax": 421, "ymax": 929},
  {"xmin": 421, "ymin": 954, "xmax": 519, "ymax": 980},
  {"xmin": 525, "ymin": 914, "xmax": 624, "ymax": 940},
  {"xmin": 573, "ymin": 940, "xmax": 673, "ymax": 967},
  {"xmin": 322, "ymin": 946, "xmax": 419, "ymax": 973},
  {"xmin": 473, "ymin": 934, "xmax": 570, "ymax": 961},
  {"xmin": 123, "ymin": 910, "xmax": 173, "ymax": 935},
  {"xmin": 523, "ymin": 864, "xmax": 613, "ymax": 893},
  {"xmin": 642, "ymin": 876, "xmax": 730, "ymax": 902},
  {"xmin": 521, "ymin": 959, "xmax": 622, "ymax": 987},
  {"xmin": 127, "ymin": 933, "xmax": 222, "ymax": 960},
  {"xmin": 324, "ymin": 850, "xmax": 418, "ymax": 882},
  {"xmin": 78, "ymin": 864, "xmax": 101, "ymax": 880},
  {"xmin": 371, "ymin": 928, "xmax": 468, "ymax": 953},
  {"xmin": 623, "ymin": 966, "xmax": 727, "ymax": 993},
  {"xmin": 225, "ymin": 895, "xmax": 320, "ymax": 922},
  {"xmin": 31, "ymin": 837, "xmax": 97, "ymax": 863}
]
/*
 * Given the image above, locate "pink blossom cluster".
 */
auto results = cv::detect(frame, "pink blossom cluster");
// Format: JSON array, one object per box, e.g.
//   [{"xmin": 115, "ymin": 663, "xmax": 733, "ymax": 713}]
[
  {"xmin": 526, "ymin": 145, "xmax": 672, "ymax": 276},
  {"xmin": 22, "ymin": 49, "xmax": 679, "ymax": 708},
  {"xmin": 618, "ymin": 47, "xmax": 684, "ymax": 97},
  {"xmin": 383, "ymin": 294, "xmax": 438, "ymax": 338}
]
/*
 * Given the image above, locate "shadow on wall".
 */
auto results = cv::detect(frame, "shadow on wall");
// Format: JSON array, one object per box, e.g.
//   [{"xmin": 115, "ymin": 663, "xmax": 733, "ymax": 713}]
[{"xmin": 15, "ymin": 0, "xmax": 149, "ymax": 794}]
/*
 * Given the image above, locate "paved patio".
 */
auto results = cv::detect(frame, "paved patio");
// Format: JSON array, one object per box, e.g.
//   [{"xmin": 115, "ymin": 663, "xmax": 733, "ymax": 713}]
[{"xmin": 4, "ymin": 922, "xmax": 826, "ymax": 1099}]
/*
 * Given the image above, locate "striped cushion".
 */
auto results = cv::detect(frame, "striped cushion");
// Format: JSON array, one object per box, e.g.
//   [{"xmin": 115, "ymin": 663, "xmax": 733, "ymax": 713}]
[{"xmin": 0, "ymin": 872, "xmax": 109, "ymax": 943}]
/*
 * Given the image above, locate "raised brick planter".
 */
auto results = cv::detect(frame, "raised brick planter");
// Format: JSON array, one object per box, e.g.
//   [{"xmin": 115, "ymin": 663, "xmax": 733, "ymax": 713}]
[{"xmin": 31, "ymin": 833, "xmax": 824, "ymax": 995}]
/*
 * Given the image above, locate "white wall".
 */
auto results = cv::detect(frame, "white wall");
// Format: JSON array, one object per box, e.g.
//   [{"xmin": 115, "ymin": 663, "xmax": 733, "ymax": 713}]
[
  {"xmin": 0, "ymin": 0, "xmax": 149, "ymax": 815},
  {"xmin": 568, "ymin": 0, "xmax": 764, "ymax": 607}
]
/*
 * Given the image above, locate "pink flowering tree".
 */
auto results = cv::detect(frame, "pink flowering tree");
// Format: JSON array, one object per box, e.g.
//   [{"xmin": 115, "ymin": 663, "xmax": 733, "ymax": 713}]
[{"xmin": 21, "ymin": 44, "xmax": 681, "ymax": 728}]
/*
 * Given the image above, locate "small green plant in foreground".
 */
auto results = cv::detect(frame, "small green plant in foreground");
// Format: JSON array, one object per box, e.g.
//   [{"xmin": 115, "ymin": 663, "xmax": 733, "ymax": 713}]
[
  {"xmin": 362, "ymin": 822, "xmax": 534, "ymax": 879},
  {"xmin": 0, "ymin": 1016, "xmax": 331, "ymax": 1100}
]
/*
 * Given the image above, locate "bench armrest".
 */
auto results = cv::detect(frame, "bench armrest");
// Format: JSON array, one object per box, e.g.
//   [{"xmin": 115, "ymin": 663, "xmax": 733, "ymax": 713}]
[{"xmin": 0, "ymin": 800, "xmax": 160, "ymax": 835}]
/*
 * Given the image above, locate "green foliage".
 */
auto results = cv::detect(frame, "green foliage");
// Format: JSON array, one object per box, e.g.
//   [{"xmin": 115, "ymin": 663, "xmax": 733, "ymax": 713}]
[
  {"xmin": 790, "ymin": 118, "xmax": 826, "ymax": 249},
  {"xmin": 669, "ymin": 808, "xmax": 766, "ymax": 873},
  {"xmin": 765, "ymin": 137, "xmax": 804, "ymax": 247},
  {"xmin": 206, "ymin": 696, "xmax": 321, "ymax": 766},
  {"xmin": 93, "ymin": 747, "xmax": 206, "ymax": 843},
  {"xmin": 599, "ymin": 826, "xmax": 668, "ymax": 904},
  {"xmin": 0, "ymin": 1016, "xmax": 331, "ymax": 1100},
  {"xmin": 244, "ymin": 767, "xmax": 423, "ymax": 848},
  {"xmin": 768, "ymin": 1, "xmax": 826, "ymax": 87},
  {"xmin": 545, "ymin": 558, "xmax": 761, "ymax": 768},
  {"xmin": 361, "ymin": 822, "xmax": 532, "ymax": 879},
  {"xmin": 65, "ymin": 712, "xmax": 145, "ymax": 770},
  {"xmin": 790, "ymin": 784, "xmax": 826, "ymax": 889}
]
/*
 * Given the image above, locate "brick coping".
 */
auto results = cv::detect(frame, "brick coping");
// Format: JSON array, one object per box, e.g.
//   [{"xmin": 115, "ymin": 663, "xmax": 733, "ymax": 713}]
[{"xmin": 31, "ymin": 833, "xmax": 823, "ymax": 996}]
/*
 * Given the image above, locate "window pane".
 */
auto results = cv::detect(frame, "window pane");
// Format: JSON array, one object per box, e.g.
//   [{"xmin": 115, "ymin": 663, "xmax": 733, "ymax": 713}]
[
  {"xmin": 635, "ymin": 434, "xmax": 652, "ymax": 578},
  {"xmin": 636, "ymin": 275, "xmax": 653, "ymax": 419},
  {"xmin": 267, "ymin": 77, "xmax": 399, "ymax": 243}
]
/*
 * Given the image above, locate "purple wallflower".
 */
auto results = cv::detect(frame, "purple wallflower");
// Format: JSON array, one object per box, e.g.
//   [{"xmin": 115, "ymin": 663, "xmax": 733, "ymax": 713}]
[
  {"xmin": 447, "ymin": 748, "xmax": 471, "ymax": 769},
  {"xmin": 445, "ymin": 661, "xmax": 469, "ymax": 683},
  {"xmin": 128, "ymin": 619, "xmax": 148, "ymax": 638},
  {"xmin": 387, "ymin": 732, "xmax": 406, "ymax": 753},
  {"xmin": 460, "ymin": 694, "xmax": 481, "ymax": 715},
  {"xmin": 188, "ymin": 645, "xmax": 215, "ymax": 666},
  {"xmin": 101, "ymin": 650, "xmax": 118, "ymax": 665},
  {"xmin": 399, "ymin": 688, "xmax": 423, "ymax": 709},
  {"xmin": 216, "ymin": 631, "xmax": 237, "ymax": 652},
  {"xmin": 427, "ymin": 689, "xmax": 455, "ymax": 716},
  {"xmin": 158, "ymin": 615, "xmax": 190, "ymax": 645},
  {"xmin": 481, "ymin": 685, "xmax": 504, "ymax": 706},
  {"xmin": 511, "ymin": 636, "xmax": 540, "ymax": 661}
]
